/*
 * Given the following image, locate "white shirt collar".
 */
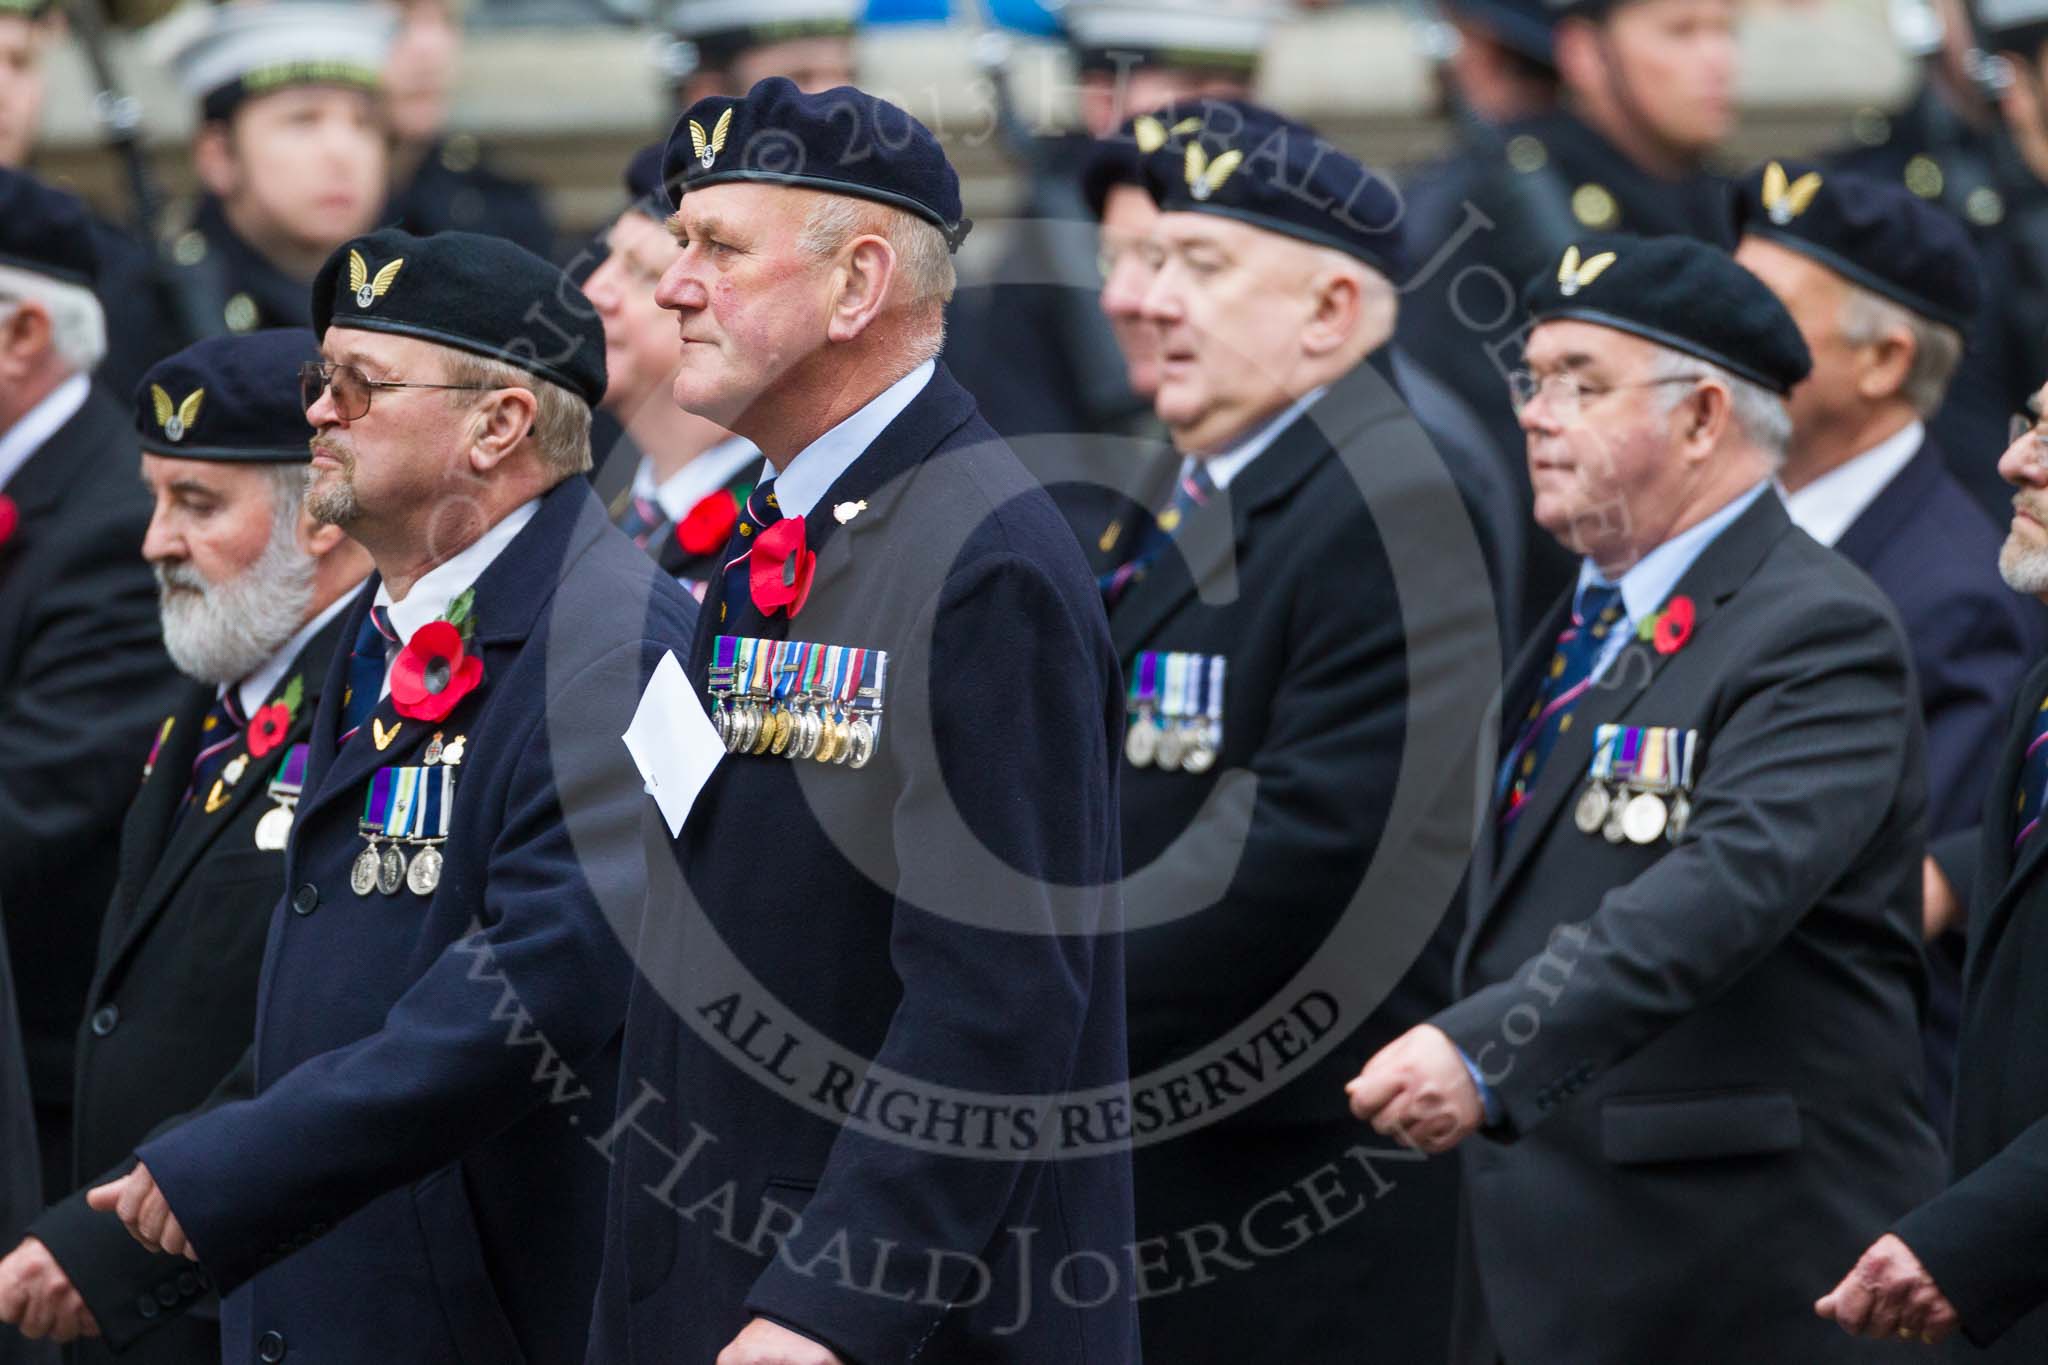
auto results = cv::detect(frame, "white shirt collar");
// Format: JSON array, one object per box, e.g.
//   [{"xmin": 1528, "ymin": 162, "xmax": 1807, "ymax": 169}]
[
  {"xmin": 1778, "ymin": 419, "xmax": 1925, "ymax": 549},
  {"xmin": 1186, "ymin": 385, "xmax": 1329, "ymax": 492},
  {"xmin": 376, "ymin": 497, "xmax": 540, "ymax": 654},
  {"xmin": 1577, "ymin": 479, "xmax": 1772, "ymax": 628},
  {"xmin": 768, "ymin": 360, "xmax": 935, "ymax": 519},
  {"xmin": 0, "ymin": 374, "xmax": 90, "ymax": 494},
  {"xmin": 229, "ymin": 590, "xmax": 355, "ymax": 719},
  {"xmin": 637, "ymin": 436, "xmax": 763, "ymax": 523}
]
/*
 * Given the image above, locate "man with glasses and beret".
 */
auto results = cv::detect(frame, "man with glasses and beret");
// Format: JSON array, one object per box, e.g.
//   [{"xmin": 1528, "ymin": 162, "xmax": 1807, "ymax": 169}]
[
  {"xmin": 84, "ymin": 228, "xmax": 698, "ymax": 1365},
  {"xmin": 589, "ymin": 78, "xmax": 1132, "ymax": 1365},
  {"xmin": 0, "ymin": 329, "xmax": 371, "ymax": 1363},
  {"xmin": 1732, "ymin": 161, "xmax": 2043, "ymax": 1132},
  {"xmin": 0, "ymin": 168, "xmax": 176, "ymax": 1217},
  {"xmin": 1348, "ymin": 234, "xmax": 1945, "ymax": 1363}
]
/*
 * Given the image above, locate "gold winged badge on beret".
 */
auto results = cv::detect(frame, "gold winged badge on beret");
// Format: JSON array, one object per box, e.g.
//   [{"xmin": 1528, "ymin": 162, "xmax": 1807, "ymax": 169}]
[
  {"xmin": 1556, "ymin": 244, "xmax": 1617, "ymax": 297},
  {"xmin": 150, "ymin": 385, "xmax": 204, "ymax": 443},
  {"xmin": 348, "ymin": 249, "xmax": 405, "ymax": 310},
  {"xmin": 1134, "ymin": 114, "xmax": 1202, "ymax": 154},
  {"xmin": 1184, "ymin": 142, "xmax": 1244, "ymax": 202},
  {"xmin": 1760, "ymin": 161, "xmax": 1823, "ymax": 226},
  {"xmin": 690, "ymin": 107, "xmax": 734, "ymax": 171}
]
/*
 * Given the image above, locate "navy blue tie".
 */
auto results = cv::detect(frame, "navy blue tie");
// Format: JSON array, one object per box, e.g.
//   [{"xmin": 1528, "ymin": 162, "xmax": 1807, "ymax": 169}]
[
  {"xmin": 618, "ymin": 494, "xmax": 665, "ymax": 551},
  {"xmin": 1101, "ymin": 462, "xmax": 1216, "ymax": 607},
  {"xmin": 1498, "ymin": 582, "xmax": 1625, "ymax": 841},
  {"xmin": 337, "ymin": 605, "xmax": 398, "ymax": 749},
  {"xmin": 2013, "ymin": 696, "xmax": 2048, "ymax": 847},
  {"xmin": 712, "ymin": 479, "xmax": 785, "ymax": 640},
  {"xmin": 184, "ymin": 690, "xmax": 245, "ymax": 805}
]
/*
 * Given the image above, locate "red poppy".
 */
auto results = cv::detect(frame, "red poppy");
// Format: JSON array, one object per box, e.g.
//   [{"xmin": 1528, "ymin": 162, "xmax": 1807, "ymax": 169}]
[
  {"xmin": 676, "ymin": 491, "xmax": 739, "ymax": 557},
  {"xmin": 749, "ymin": 516, "xmax": 816, "ymax": 618},
  {"xmin": 0, "ymin": 494, "xmax": 16, "ymax": 548},
  {"xmin": 247, "ymin": 702, "xmax": 292, "ymax": 757},
  {"xmin": 390, "ymin": 620, "xmax": 484, "ymax": 721},
  {"xmin": 1653, "ymin": 594, "xmax": 1696, "ymax": 655}
]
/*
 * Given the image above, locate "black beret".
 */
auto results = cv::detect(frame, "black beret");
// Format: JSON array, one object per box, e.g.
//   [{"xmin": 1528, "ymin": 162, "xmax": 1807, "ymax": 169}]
[
  {"xmin": 0, "ymin": 168, "xmax": 99, "ymax": 289},
  {"xmin": 662, "ymin": 78, "xmax": 971, "ymax": 251},
  {"xmin": 1521, "ymin": 233, "xmax": 1812, "ymax": 394},
  {"xmin": 135, "ymin": 329, "xmax": 320, "ymax": 462},
  {"xmin": 1733, "ymin": 159, "xmax": 1981, "ymax": 332},
  {"xmin": 311, "ymin": 228, "xmax": 607, "ymax": 408},
  {"xmin": 624, "ymin": 143, "xmax": 673, "ymax": 222},
  {"xmin": 1135, "ymin": 99, "xmax": 1406, "ymax": 278},
  {"xmin": 1081, "ymin": 105, "xmax": 1200, "ymax": 219}
]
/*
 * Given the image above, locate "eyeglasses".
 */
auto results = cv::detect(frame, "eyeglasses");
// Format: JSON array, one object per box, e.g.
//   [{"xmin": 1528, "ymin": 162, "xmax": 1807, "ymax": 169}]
[
  {"xmin": 2011, "ymin": 410, "xmax": 2048, "ymax": 466},
  {"xmin": 1507, "ymin": 369, "xmax": 1705, "ymax": 422},
  {"xmin": 300, "ymin": 361, "xmax": 490, "ymax": 422}
]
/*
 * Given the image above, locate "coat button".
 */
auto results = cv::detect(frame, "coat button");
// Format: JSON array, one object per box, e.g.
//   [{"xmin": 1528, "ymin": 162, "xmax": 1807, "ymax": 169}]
[
  {"xmin": 135, "ymin": 1294, "xmax": 159, "ymax": 1320},
  {"xmin": 90, "ymin": 1006, "xmax": 119, "ymax": 1037},
  {"xmin": 156, "ymin": 1283, "xmax": 178, "ymax": 1306},
  {"xmin": 257, "ymin": 1330, "xmax": 287, "ymax": 1362},
  {"xmin": 291, "ymin": 884, "xmax": 319, "ymax": 916},
  {"xmin": 176, "ymin": 1271, "xmax": 199, "ymax": 1295}
]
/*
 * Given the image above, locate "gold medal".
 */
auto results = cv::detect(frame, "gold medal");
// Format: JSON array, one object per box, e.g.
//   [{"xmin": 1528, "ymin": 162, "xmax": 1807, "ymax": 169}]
[
  {"xmin": 768, "ymin": 707, "xmax": 793, "ymax": 756},
  {"xmin": 1125, "ymin": 717, "xmax": 1158, "ymax": 769},
  {"xmin": 1574, "ymin": 784, "xmax": 1611, "ymax": 835},
  {"xmin": 406, "ymin": 845, "xmax": 443, "ymax": 895},
  {"xmin": 749, "ymin": 706, "xmax": 776, "ymax": 755},
  {"xmin": 254, "ymin": 803, "xmax": 294, "ymax": 851},
  {"xmin": 1622, "ymin": 791, "xmax": 1668, "ymax": 845},
  {"xmin": 351, "ymin": 841, "xmax": 381, "ymax": 896},
  {"xmin": 831, "ymin": 719, "xmax": 855, "ymax": 765},
  {"xmin": 377, "ymin": 843, "xmax": 407, "ymax": 896},
  {"xmin": 814, "ymin": 718, "xmax": 841, "ymax": 765}
]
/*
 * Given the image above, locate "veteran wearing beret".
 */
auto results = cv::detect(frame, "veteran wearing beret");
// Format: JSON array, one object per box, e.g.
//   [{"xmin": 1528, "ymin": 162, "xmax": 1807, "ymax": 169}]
[
  {"xmin": 1824, "ymin": 373, "xmax": 2048, "ymax": 1358},
  {"xmin": 85, "ymin": 229, "xmax": 699, "ymax": 1365},
  {"xmin": 0, "ymin": 169, "xmax": 176, "ymax": 1213},
  {"xmin": 588, "ymin": 79, "xmax": 1134, "ymax": 1365},
  {"xmin": 1084, "ymin": 100, "xmax": 1497, "ymax": 1363},
  {"xmin": 161, "ymin": 2, "xmax": 392, "ymax": 337},
  {"xmin": 589, "ymin": 145, "xmax": 761, "ymax": 595},
  {"xmin": 1733, "ymin": 160, "xmax": 2043, "ymax": 1128},
  {"xmin": 1348, "ymin": 234, "xmax": 1946, "ymax": 1363},
  {"xmin": 0, "ymin": 329, "xmax": 372, "ymax": 1363}
]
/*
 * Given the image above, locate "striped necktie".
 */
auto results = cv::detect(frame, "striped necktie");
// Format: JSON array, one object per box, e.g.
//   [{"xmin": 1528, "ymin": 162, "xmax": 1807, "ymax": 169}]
[
  {"xmin": 2012, "ymin": 696, "xmax": 2048, "ymax": 847},
  {"xmin": 712, "ymin": 479, "xmax": 787, "ymax": 640},
  {"xmin": 1497, "ymin": 582, "xmax": 1626, "ymax": 843},
  {"xmin": 185, "ymin": 690, "xmax": 246, "ymax": 804},
  {"xmin": 337, "ymin": 604, "xmax": 399, "ymax": 749},
  {"xmin": 1101, "ymin": 462, "xmax": 1217, "ymax": 608},
  {"xmin": 618, "ymin": 494, "xmax": 665, "ymax": 551}
]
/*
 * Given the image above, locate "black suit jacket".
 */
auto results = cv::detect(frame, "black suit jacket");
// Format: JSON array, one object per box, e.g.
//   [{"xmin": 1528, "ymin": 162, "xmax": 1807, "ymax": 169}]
[
  {"xmin": 134, "ymin": 479, "xmax": 697, "ymax": 1365},
  {"xmin": 1896, "ymin": 655, "xmax": 2048, "ymax": 1359},
  {"xmin": 1107, "ymin": 361, "xmax": 1498, "ymax": 1362},
  {"xmin": 1436, "ymin": 492, "xmax": 1945, "ymax": 1364},
  {"xmin": 591, "ymin": 366, "xmax": 1138, "ymax": 1365},
  {"xmin": 0, "ymin": 384, "xmax": 175, "ymax": 1160},
  {"xmin": 28, "ymin": 614, "xmax": 345, "ymax": 1362}
]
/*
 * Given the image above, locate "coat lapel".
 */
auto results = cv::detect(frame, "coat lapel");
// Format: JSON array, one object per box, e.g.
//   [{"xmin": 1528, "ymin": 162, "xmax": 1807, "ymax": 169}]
[
  {"xmin": 1831, "ymin": 436, "xmax": 1943, "ymax": 571},
  {"xmin": 1971, "ymin": 657, "xmax": 2048, "ymax": 981},
  {"xmin": 1106, "ymin": 363, "xmax": 1400, "ymax": 659},
  {"xmin": 112, "ymin": 686, "xmax": 214, "ymax": 921},
  {"xmin": 1483, "ymin": 492, "xmax": 1793, "ymax": 908}
]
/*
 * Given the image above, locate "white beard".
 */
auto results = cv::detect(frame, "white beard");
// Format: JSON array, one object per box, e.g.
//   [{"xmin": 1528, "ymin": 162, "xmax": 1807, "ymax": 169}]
[
  {"xmin": 157, "ymin": 514, "xmax": 316, "ymax": 685},
  {"xmin": 2001, "ymin": 531, "xmax": 2048, "ymax": 597}
]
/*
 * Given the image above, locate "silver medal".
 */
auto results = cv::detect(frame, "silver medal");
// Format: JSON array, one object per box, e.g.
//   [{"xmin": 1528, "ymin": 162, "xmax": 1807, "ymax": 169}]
[
  {"xmin": 1180, "ymin": 728, "xmax": 1218, "ymax": 775},
  {"xmin": 1574, "ymin": 784, "xmax": 1611, "ymax": 835},
  {"xmin": 1156, "ymin": 724, "xmax": 1186, "ymax": 773},
  {"xmin": 1623, "ymin": 791, "xmax": 1669, "ymax": 845},
  {"xmin": 1669, "ymin": 792, "xmax": 1692, "ymax": 841},
  {"xmin": 351, "ymin": 842, "xmax": 381, "ymax": 896},
  {"xmin": 847, "ymin": 717, "xmax": 877, "ymax": 769},
  {"xmin": 1125, "ymin": 716, "xmax": 1158, "ymax": 769},
  {"xmin": 254, "ymin": 803, "xmax": 294, "ymax": 851},
  {"xmin": 377, "ymin": 843, "xmax": 407, "ymax": 896},
  {"xmin": 1602, "ymin": 801, "xmax": 1627, "ymax": 843},
  {"xmin": 406, "ymin": 845, "xmax": 443, "ymax": 896}
]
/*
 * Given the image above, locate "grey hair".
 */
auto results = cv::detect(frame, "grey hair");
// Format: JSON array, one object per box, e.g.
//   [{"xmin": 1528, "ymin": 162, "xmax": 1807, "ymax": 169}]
[
  {"xmin": 1837, "ymin": 286, "xmax": 1963, "ymax": 418},
  {"xmin": 795, "ymin": 193, "xmax": 952, "ymax": 367},
  {"xmin": 439, "ymin": 352, "xmax": 593, "ymax": 479},
  {"xmin": 1650, "ymin": 348, "xmax": 1792, "ymax": 464},
  {"xmin": 0, "ymin": 263, "xmax": 107, "ymax": 373}
]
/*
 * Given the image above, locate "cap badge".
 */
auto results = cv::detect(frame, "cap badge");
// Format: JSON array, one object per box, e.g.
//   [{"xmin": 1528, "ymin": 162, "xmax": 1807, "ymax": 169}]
[
  {"xmin": 151, "ymin": 385, "xmax": 204, "ymax": 442},
  {"xmin": 689, "ymin": 107, "xmax": 734, "ymax": 171},
  {"xmin": 1761, "ymin": 161, "xmax": 1823, "ymax": 227},
  {"xmin": 1184, "ymin": 143, "xmax": 1244, "ymax": 203},
  {"xmin": 1556, "ymin": 244, "xmax": 1617, "ymax": 298},
  {"xmin": 348, "ymin": 249, "xmax": 405, "ymax": 310},
  {"xmin": 1134, "ymin": 114, "xmax": 1202, "ymax": 154}
]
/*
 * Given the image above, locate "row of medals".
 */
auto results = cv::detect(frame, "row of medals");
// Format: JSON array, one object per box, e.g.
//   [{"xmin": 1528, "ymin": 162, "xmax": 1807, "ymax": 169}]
[
  {"xmin": 349, "ymin": 732, "xmax": 461, "ymax": 897},
  {"xmin": 718, "ymin": 699, "xmax": 878, "ymax": 768},
  {"xmin": 1126, "ymin": 712, "xmax": 1219, "ymax": 774},
  {"xmin": 1575, "ymin": 781, "xmax": 1691, "ymax": 845}
]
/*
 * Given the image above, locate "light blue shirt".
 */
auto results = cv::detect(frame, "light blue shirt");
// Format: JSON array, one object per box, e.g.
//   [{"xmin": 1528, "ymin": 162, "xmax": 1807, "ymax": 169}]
[
  {"xmin": 768, "ymin": 360, "xmax": 935, "ymax": 519},
  {"xmin": 1572, "ymin": 478, "xmax": 1772, "ymax": 686}
]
